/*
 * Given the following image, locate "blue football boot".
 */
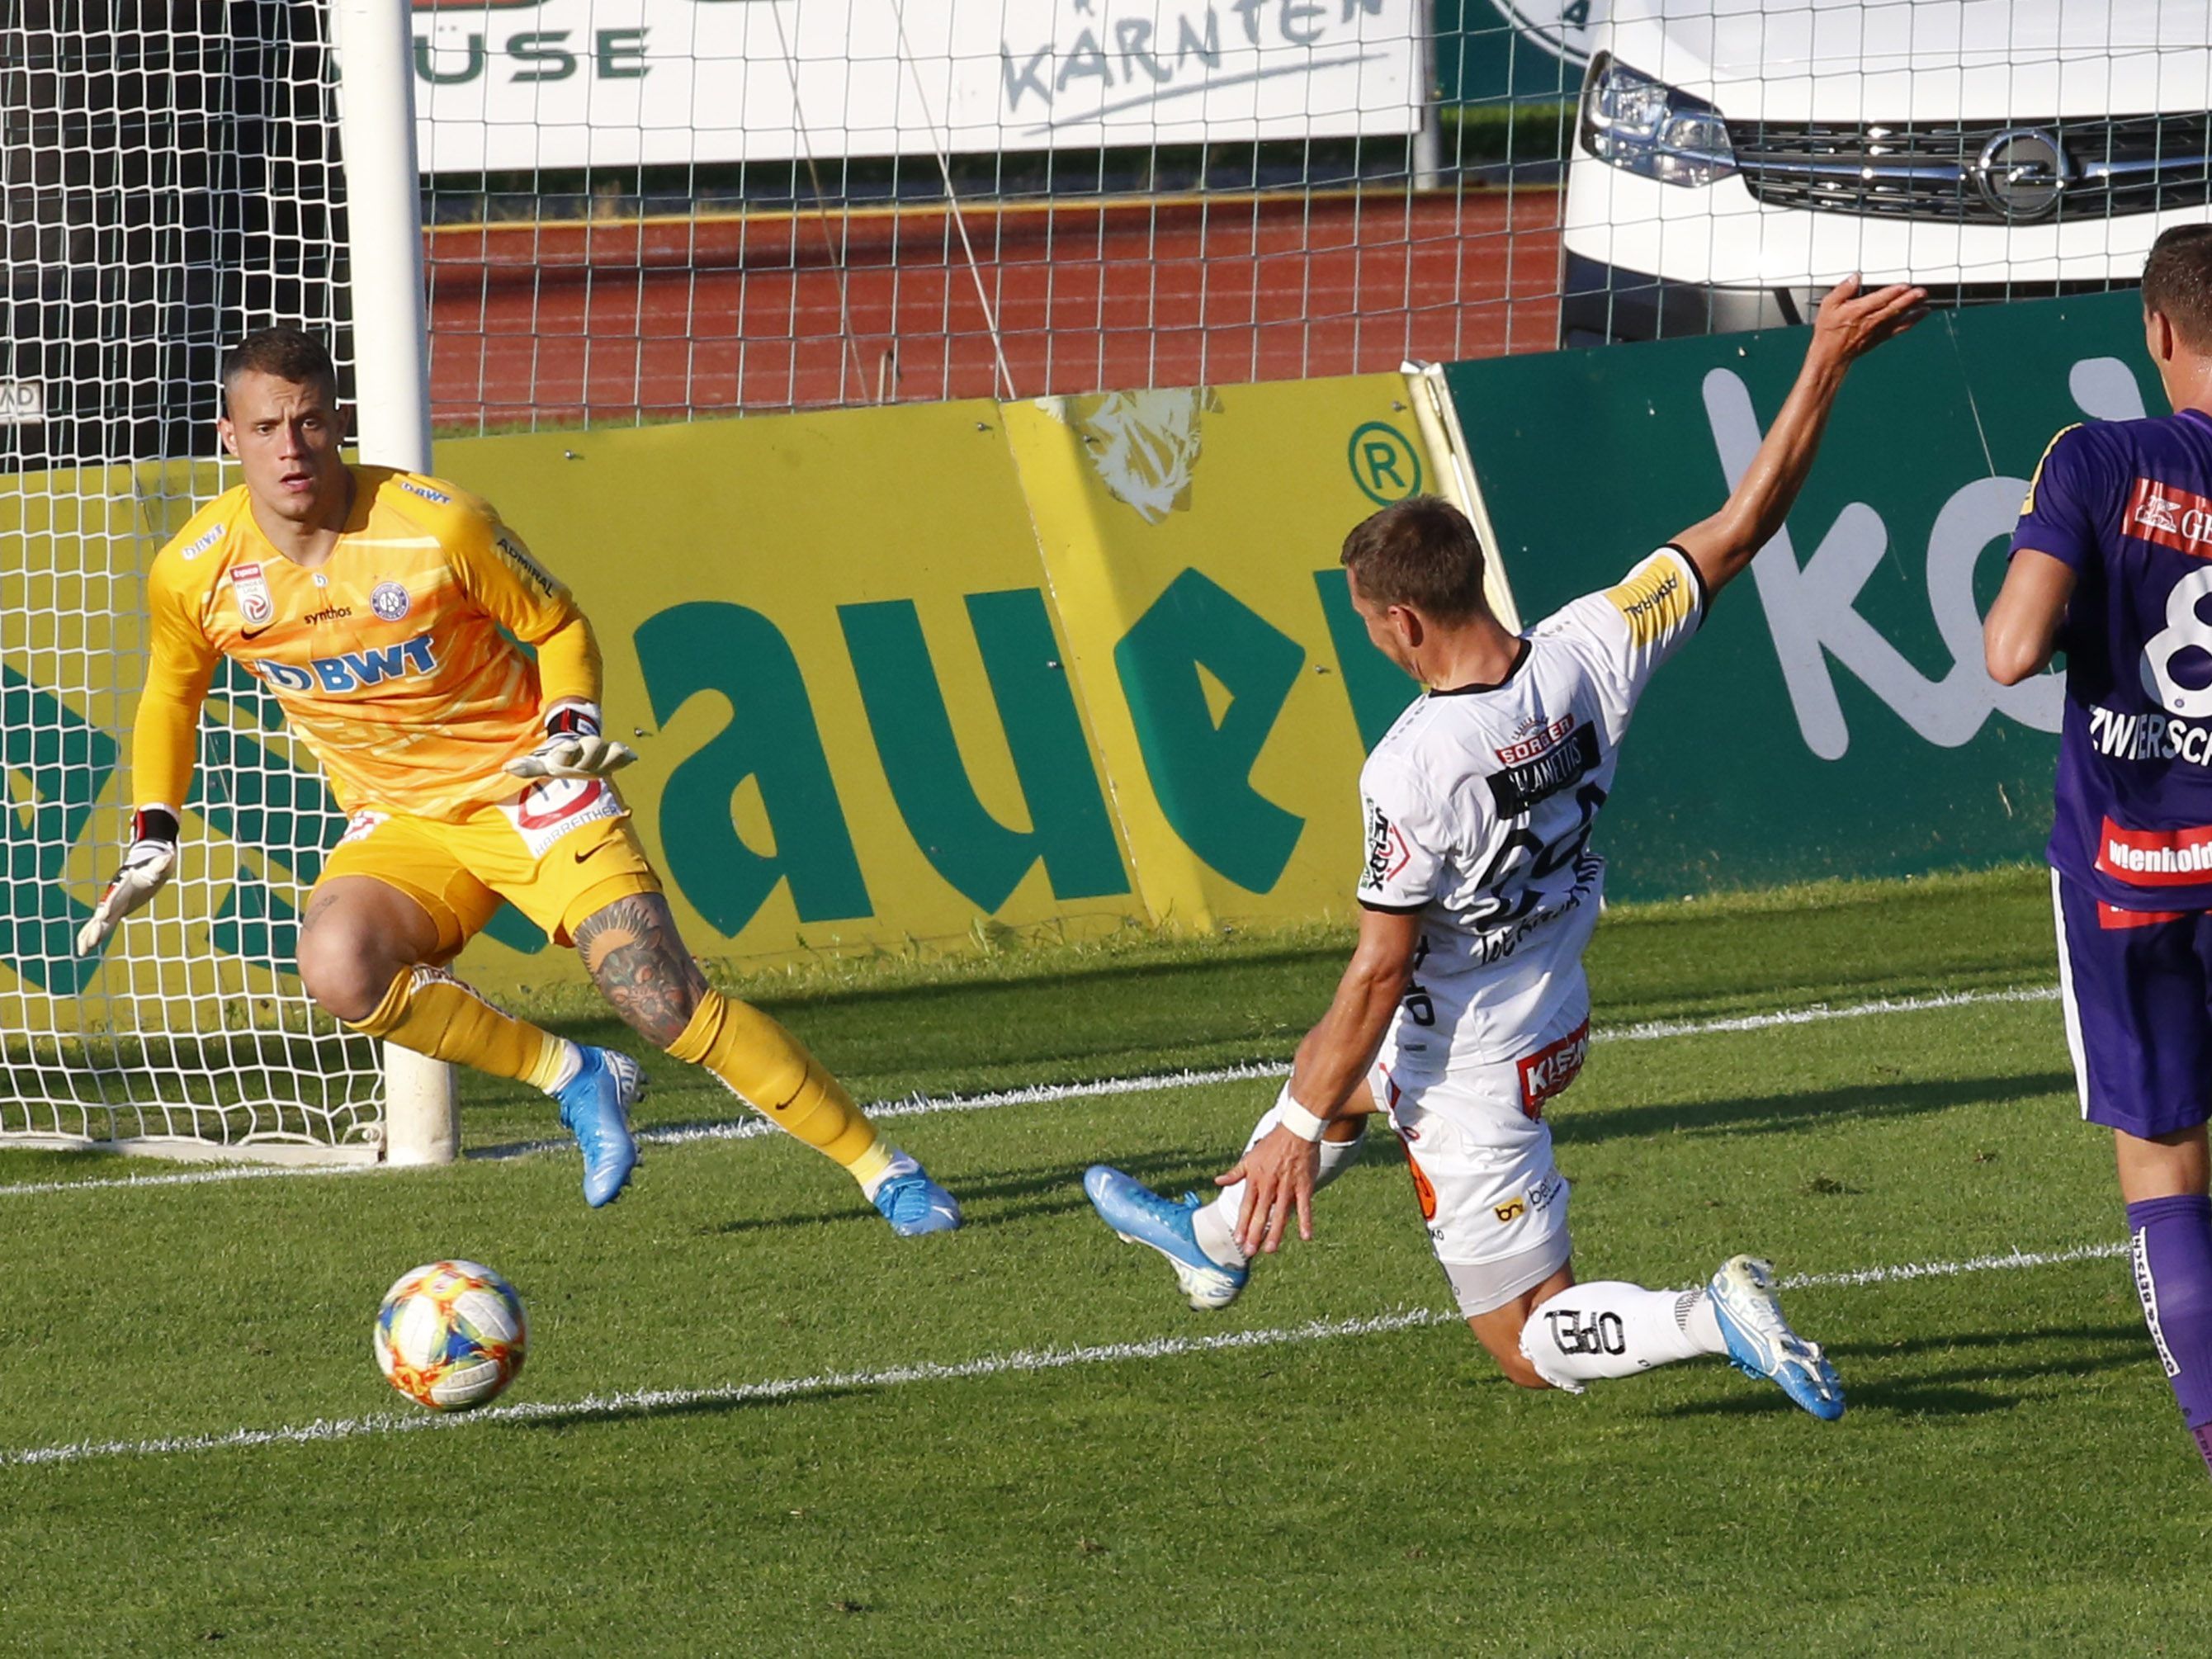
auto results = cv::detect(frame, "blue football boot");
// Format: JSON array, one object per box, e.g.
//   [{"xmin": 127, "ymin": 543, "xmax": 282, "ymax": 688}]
[
  {"xmin": 1084, "ymin": 1165, "xmax": 1248, "ymax": 1311},
  {"xmin": 1708, "ymin": 1254, "xmax": 1845, "ymax": 1420},
  {"xmin": 554, "ymin": 1047, "xmax": 644, "ymax": 1208},
  {"xmin": 871, "ymin": 1151, "xmax": 962, "ymax": 1236}
]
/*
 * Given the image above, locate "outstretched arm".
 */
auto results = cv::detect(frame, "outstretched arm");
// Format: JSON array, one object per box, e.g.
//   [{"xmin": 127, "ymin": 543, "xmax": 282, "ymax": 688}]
[
  {"xmin": 1673, "ymin": 276, "xmax": 1927, "ymax": 598},
  {"xmin": 1217, "ymin": 905, "xmax": 1420, "ymax": 1256}
]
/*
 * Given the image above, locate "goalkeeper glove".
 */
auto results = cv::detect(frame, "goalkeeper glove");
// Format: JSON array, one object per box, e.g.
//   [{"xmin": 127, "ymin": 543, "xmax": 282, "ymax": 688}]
[
  {"xmin": 504, "ymin": 702, "xmax": 636, "ymax": 782},
  {"xmin": 75, "ymin": 806, "xmax": 181, "ymax": 957}
]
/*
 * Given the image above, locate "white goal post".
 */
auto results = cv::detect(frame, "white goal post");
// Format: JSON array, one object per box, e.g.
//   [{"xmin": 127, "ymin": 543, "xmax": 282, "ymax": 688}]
[
  {"xmin": 0, "ymin": 0, "xmax": 455, "ymax": 1166},
  {"xmin": 331, "ymin": 0, "xmax": 461, "ymax": 1166}
]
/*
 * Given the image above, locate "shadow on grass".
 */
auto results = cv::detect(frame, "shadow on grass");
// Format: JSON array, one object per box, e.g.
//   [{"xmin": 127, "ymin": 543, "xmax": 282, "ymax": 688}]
[
  {"xmin": 1562, "ymin": 1069, "xmax": 2077, "ymax": 1144},
  {"xmin": 1657, "ymin": 1321, "xmax": 2149, "ymax": 1419},
  {"xmin": 692, "ymin": 1146, "xmax": 1238, "ymax": 1237}
]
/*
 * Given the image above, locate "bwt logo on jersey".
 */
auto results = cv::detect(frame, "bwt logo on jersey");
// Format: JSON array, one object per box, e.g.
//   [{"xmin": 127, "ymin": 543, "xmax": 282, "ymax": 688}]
[
  {"xmin": 255, "ymin": 632, "xmax": 437, "ymax": 694},
  {"xmin": 2095, "ymin": 816, "xmax": 2212, "ymax": 886},
  {"xmin": 1488, "ymin": 723, "xmax": 1600, "ymax": 816},
  {"xmin": 1516, "ymin": 1019, "xmax": 1590, "ymax": 1118},
  {"xmin": 2128, "ymin": 478, "xmax": 2212, "ymax": 559}
]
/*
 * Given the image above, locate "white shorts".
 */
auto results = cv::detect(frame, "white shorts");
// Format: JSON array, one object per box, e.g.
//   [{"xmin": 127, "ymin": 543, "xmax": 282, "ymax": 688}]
[{"xmin": 1373, "ymin": 1014, "xmax": 1587, "ymax": 1315}]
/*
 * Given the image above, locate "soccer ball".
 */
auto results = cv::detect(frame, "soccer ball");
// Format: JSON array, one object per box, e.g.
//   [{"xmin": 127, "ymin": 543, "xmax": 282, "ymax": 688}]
[{"xmin": 374, "ymin": 1260, "xmax": 528, "ymax": 1411}]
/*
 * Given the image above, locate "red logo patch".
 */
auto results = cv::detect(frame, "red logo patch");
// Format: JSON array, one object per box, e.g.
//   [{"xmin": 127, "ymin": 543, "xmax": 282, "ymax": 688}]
[
  {"xmin": 1516, "ymin": 1019, "xmax": 1590, "ymax": 1119},
  {"xmin": 2098, "ymin": 902, "xmax": 2191, "ymax": 929},
  {"xmin": 516, "ymin": 776, "xmax": 610, "ymax": 831},
  {"xmin": 2127, "ymin": 478, "xmax": 2212, "ymax": 559},
  {"xmin": 2094, "ymin": 817, "xmax": 2212, "ymax": 887},
  {"xmin": 1495, "ymin": 713, "xmax": 1576, "ymax": 768}
]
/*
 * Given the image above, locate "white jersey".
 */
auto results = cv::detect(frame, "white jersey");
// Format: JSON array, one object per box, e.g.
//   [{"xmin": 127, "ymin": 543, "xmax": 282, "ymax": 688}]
[{"xmin": 1356, "ymin": 545, "xmax": 1707, "ymax": 1088}]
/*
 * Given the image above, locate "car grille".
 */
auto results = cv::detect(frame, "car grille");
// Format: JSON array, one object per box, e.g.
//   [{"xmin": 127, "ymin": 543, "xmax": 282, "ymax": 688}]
[{"xmin": 1732, "ymin": 113, "xmax": 2212, "ymax": 222}]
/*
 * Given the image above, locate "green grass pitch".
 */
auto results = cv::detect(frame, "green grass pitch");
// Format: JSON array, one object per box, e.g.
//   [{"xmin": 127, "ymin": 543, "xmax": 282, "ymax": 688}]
[{"xmin": 1, "ymin": 867, "xmax": 2205, "ymax": 1652}]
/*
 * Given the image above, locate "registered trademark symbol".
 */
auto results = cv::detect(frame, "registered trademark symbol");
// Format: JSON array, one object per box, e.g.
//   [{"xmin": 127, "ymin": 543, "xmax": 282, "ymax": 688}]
[{"xmin": 1348, "ymin": 422, "xmax": 1424, "ymax": 506}]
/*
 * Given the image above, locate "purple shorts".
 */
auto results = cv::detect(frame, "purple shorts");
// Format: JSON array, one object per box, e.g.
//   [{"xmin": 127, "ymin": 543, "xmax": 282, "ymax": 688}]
[{"xmin": 2054, "ymin": 871, "xmax": 2212, "ymax": 1138}]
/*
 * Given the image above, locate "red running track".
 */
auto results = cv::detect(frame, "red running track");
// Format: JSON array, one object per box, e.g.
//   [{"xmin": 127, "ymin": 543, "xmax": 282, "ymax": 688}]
[{"xmin": 426, "ymin": 187, "xmax": 1562, "ymax": 427}]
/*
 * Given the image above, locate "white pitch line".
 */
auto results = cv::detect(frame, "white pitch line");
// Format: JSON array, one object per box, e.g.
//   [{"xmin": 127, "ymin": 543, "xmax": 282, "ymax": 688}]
[
  {"xmin": 1778, "ymin": 1239, "xmax": 2128, "ymax": 1290},
  {"xmin": 0, "ymin": 1161, "xmax": 370, "ymax": 1199},
  {"xmin": 0, "ymin": 982, "xmax": 2062, "ymax": 1198},
  {"xmin": 0, "ymin": 1309, "xmax": 1444, "ymax": 1469},
  {"xmin": 1609, "ymin": 985, "xmax": 2058, "ymax": 1045},
  {"xmin": 0, "ymin": 1236, "xmax": 2131, "ymax": 1470}
]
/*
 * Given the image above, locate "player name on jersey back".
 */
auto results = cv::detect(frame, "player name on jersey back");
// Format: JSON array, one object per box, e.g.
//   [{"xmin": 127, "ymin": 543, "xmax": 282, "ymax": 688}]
[{"xmin": 1355, "ymin": 546, "xmax": 1705, "ymax": 1073}]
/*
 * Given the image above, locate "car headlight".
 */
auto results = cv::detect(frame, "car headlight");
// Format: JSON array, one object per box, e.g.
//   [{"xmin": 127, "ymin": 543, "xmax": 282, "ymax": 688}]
[{"xmin": 1579, "ymin": 53, "xmax": 1737, "ymax": 188}]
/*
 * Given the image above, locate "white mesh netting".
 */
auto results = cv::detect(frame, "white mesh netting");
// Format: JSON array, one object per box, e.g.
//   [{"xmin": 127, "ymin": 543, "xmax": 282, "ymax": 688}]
[{"xmin": 1, "ymin": 1, "xmax": 381, "ymax": 1154}]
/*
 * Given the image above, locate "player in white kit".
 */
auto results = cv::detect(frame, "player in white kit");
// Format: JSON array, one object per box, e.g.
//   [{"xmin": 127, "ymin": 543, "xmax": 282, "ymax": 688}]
[{"xmin": 1085, "ymin": 276, "xmax": 1924, "ymax": 1416}]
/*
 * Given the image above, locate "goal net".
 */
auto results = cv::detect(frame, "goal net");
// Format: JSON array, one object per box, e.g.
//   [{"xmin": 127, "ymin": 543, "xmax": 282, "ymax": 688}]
[{"xmin": 0, "ymin": 1, "xmax": 384, "ymax": 1160}]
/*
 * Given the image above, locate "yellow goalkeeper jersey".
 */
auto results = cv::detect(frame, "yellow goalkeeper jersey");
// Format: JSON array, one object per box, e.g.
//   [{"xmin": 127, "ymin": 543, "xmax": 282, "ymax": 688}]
[{"xmin": 136, "ymin": 467, "xmax": 601, "ymax": 822}]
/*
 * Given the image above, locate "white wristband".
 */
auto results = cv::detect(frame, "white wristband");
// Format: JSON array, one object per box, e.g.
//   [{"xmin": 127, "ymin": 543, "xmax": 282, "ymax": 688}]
[{"xmin": 1274, "ymin": 1081, "xmax": 1331, "ymax": 1142}]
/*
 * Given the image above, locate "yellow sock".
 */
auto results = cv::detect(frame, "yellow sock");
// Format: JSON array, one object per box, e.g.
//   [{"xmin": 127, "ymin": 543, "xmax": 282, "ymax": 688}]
[
  {"xmin": 352, "ymin": 967, "xmax": 573, "ymax": 1092},
  {"xmin": 667, "ymin": 988, "xmax": 891, "ymax": 1184}
]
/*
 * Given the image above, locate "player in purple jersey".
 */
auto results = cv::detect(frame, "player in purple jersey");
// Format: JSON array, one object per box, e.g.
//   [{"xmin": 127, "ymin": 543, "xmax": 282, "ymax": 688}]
[{"xmin": 1988, "ymin": 223, "xmax": 2212, "ymax": 1475}]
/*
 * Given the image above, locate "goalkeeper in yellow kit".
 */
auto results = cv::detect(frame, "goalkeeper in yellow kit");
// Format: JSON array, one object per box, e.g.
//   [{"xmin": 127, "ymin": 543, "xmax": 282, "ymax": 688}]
[{"xmin": 76, "ymin": 327, "xmax": 961, "ymax": 1230}]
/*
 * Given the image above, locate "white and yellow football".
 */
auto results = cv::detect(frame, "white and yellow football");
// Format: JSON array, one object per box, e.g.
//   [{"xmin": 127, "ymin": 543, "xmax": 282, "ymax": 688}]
[{"xmin": 373, "ymin": 1260, "xmax": 528, "ymax": 1411}]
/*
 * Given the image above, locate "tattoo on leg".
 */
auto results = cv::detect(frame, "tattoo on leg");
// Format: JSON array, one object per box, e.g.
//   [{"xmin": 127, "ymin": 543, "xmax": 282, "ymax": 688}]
[
  {"xmin": 574, "ymin": 895, "xmax": 708, "ymax": 1047},
  {"xmin": 300, "ymin": 883, "xmax": 347, "ymax": 936}
]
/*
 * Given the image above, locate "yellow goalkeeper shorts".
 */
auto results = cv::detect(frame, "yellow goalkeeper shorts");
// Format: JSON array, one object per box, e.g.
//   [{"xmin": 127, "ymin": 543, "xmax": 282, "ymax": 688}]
[{"xmin": 314, "ymin": 776, "xmax": 661, "ymax": 955}]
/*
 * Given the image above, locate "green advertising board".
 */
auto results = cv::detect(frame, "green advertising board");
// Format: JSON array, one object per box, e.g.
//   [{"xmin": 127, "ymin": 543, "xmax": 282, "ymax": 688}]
[
  {"xmin": 1434, "ymin": 0, "xmax": 1586, "ymax": 107},
  {"xmin": 1444, "ymin": 291, "xmax": 2156, "ymax": 900}
]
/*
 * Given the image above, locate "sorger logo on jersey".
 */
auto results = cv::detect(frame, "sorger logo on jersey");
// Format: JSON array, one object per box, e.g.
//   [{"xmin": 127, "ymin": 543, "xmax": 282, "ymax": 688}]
[
  {"xmin": 1516, "ymin": 1019, "xmax": 1590, "ymax": 1118},
  {"xmin": 1495, "ymin": 713, "xmax": 1577, "ymax": 768},
  {"xmin": 1489, "ymin": 724, "xmax": 1601, "ymax": 816},
  {"xmin": 256, "ymin": 632, "xmax": 437, "ymax": 695}
]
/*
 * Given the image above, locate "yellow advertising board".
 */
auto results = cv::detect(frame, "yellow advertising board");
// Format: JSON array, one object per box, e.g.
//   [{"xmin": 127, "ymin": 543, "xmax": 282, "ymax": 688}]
[
  {"xmin": 1001, "ymin": 376, "xmax": 1437, "ymax": 930},
  {"xmin": 433, "ymin": 399, "xmax": 1150, "ymax": 991}
]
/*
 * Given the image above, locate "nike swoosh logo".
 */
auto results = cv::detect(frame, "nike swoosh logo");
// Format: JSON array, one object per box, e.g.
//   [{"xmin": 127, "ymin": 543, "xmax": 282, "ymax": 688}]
[
  {"xmin": 240, "ymin": 625, "xmax": 274, "ymax": 640},
  {"xmin": 574, "ymin": 842, "xmax": 611, "ymax": 863}
]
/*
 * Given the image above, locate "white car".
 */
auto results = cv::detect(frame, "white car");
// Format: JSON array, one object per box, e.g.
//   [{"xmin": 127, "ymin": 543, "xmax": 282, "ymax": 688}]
[{"xmin": 1559, "ymin": 0, "xmax": 2212, "ymax": 346}]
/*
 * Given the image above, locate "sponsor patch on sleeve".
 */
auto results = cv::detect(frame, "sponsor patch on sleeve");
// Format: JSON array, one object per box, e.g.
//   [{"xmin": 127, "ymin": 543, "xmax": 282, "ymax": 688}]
[
  {"xmin": 1602, "ymin": 553, "xmax": 1697, "ymax": 646},
  {"xmin": 1359, "ymin": 797, "xmax": 1411, "ymax": 894},
  {"xmin": 494, "ymin": 531, "xmax": 562, "ymax": 597}
]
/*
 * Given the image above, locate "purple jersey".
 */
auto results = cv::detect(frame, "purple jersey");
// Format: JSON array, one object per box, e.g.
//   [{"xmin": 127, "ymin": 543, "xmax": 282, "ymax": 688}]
[{"xmin": 2011, "ymin": 408, "xmax": 2212, "ymax": 910}]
